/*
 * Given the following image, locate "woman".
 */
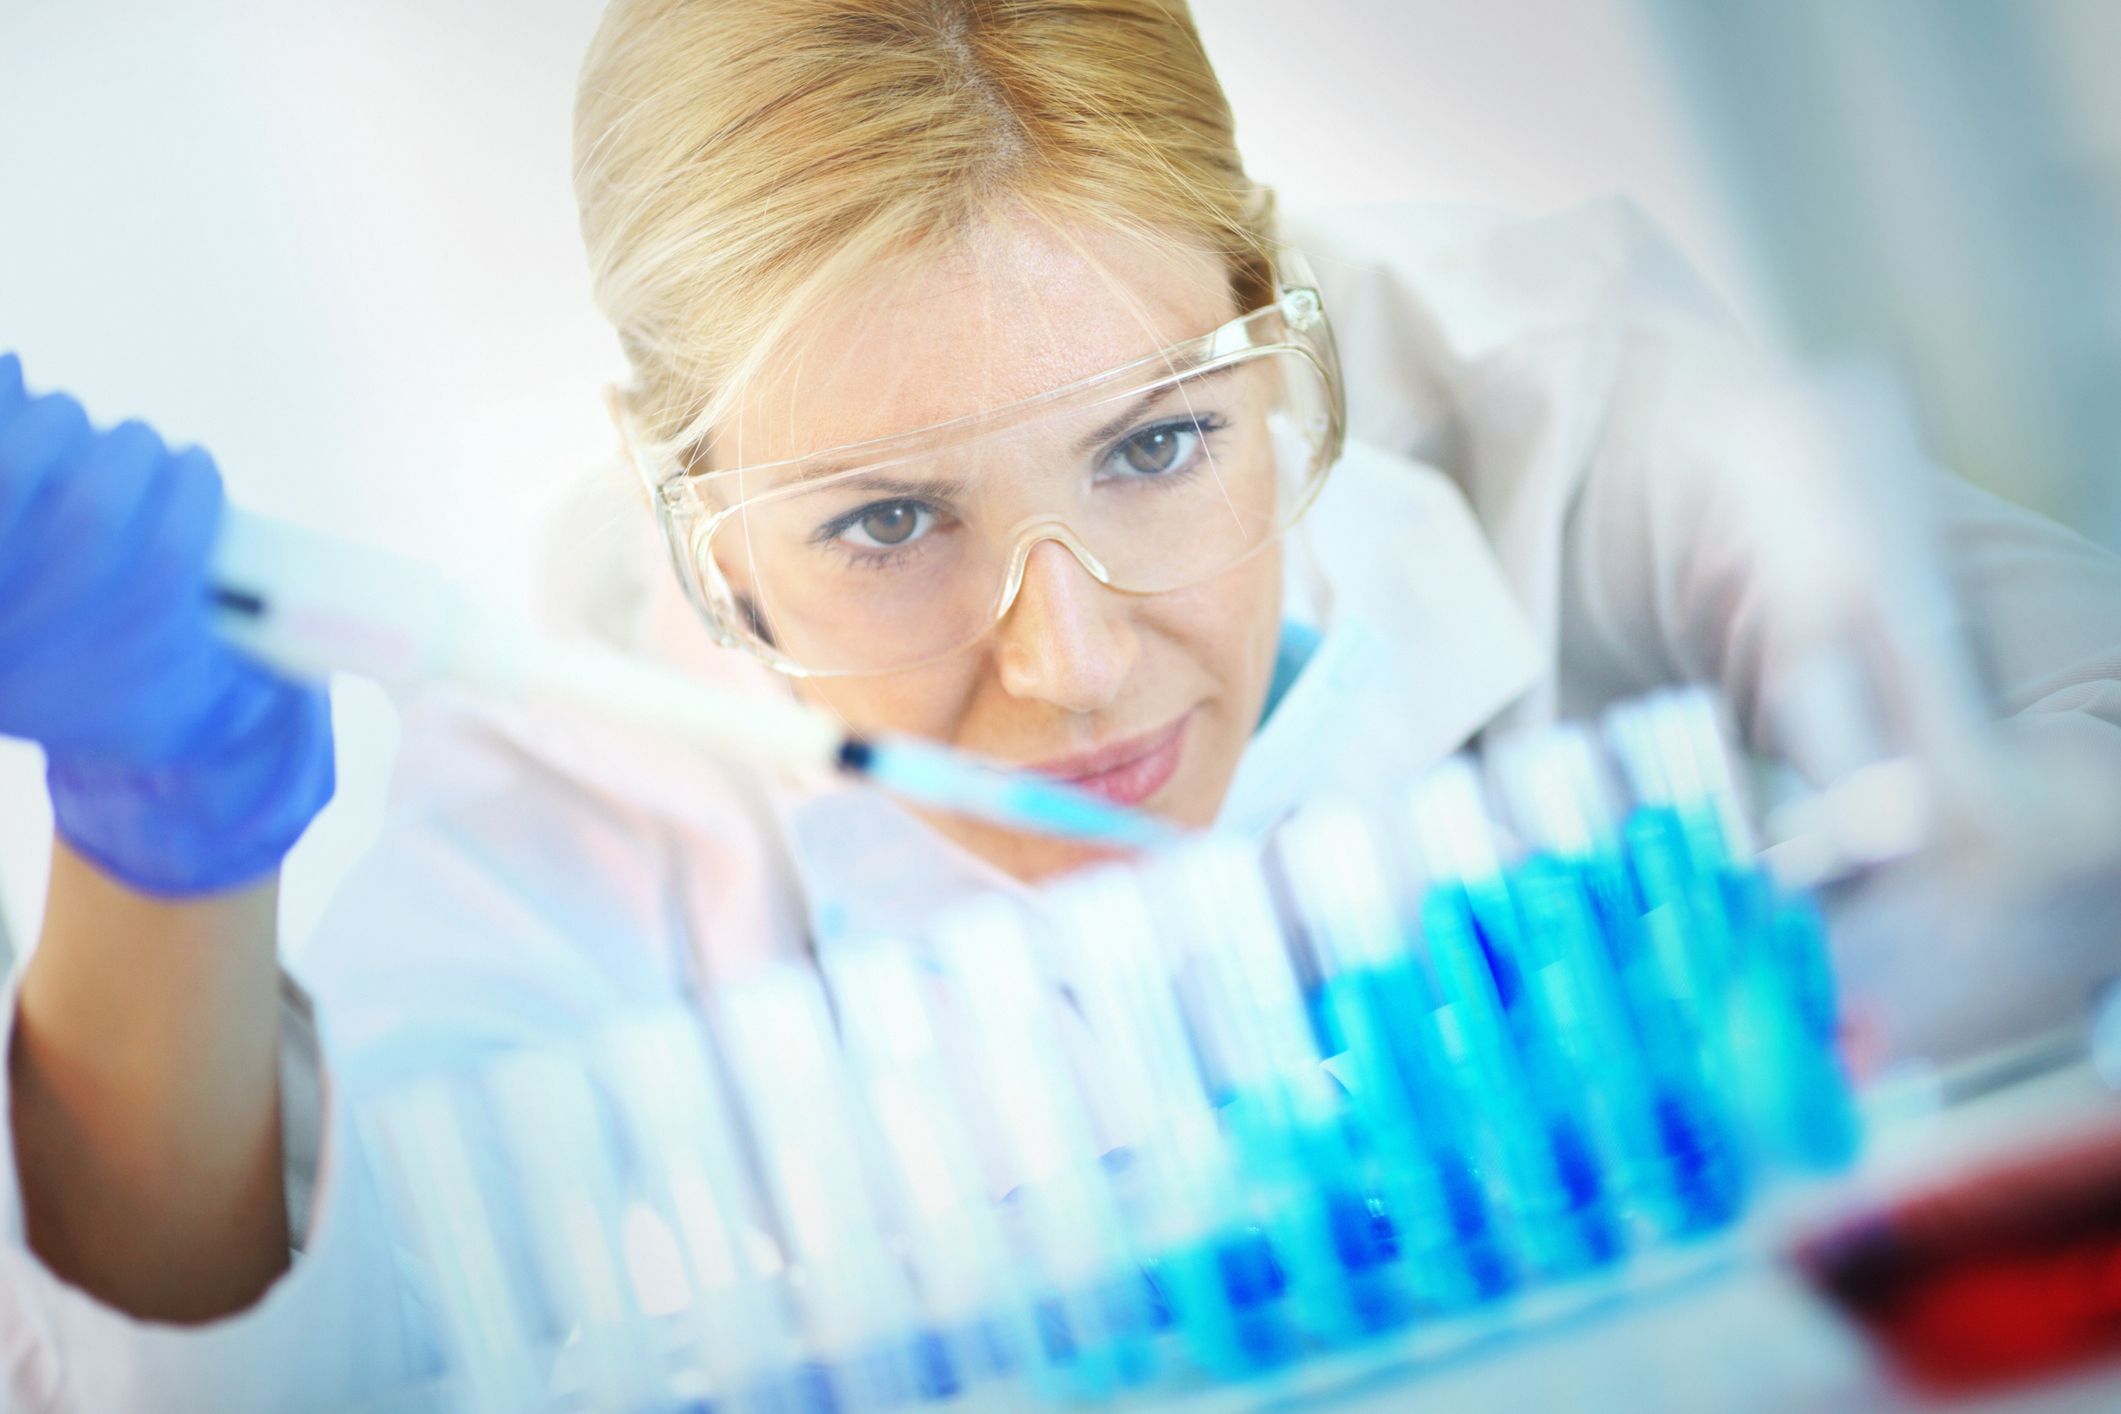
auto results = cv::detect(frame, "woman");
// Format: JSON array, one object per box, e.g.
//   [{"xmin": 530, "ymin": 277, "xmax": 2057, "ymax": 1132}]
[{"xmin": 2, "ymin": 1, "xmax": 2119, "ymax": 1407}]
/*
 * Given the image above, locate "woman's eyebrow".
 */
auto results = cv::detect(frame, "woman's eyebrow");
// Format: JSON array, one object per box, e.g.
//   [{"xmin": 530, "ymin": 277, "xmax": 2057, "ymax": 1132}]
[
  {"xmin": 1072, "ymin": 361, "xmax": 1241, "ymax": 456},
  {"xmin": 780, "ymin": 445, "xmax": 964, "ymax": 491},
  {"xmin": 780, "ymin": 360, "xmax": 1242, "ymax": 484},
  {"xmin": 813, "ymin": 472, "xmax": 968, "ymax": 500}
]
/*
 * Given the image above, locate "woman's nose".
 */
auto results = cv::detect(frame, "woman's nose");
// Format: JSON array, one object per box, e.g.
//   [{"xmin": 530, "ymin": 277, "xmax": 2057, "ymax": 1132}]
[{"xmin": 993, "ymin": 538, "xmax": 1137, "ymax": 711}]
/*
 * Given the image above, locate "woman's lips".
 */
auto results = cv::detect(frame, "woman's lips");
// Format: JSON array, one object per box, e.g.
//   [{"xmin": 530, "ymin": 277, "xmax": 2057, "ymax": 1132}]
[{"xmin": 1031, "ymin": 713, "xmax": 1192, "ymax": 806}]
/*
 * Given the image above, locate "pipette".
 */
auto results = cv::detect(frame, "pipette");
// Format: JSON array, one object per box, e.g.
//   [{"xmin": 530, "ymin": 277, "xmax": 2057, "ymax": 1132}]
[{"xmin": 208, "ymin": 509, "xmax": 1175, "ymax": 849}]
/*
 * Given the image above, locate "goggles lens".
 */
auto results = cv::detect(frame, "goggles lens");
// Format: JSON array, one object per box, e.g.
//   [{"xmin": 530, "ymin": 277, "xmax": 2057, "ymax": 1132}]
[{"xmin": 659, "ymin": 295, "xmax": 1341, "ymax": 676}]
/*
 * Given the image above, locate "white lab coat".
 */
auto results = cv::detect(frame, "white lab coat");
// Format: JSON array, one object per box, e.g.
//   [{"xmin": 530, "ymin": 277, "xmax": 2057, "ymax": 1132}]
[{"xmin": 3, "ymin": 199, "xmax": 2119, "ymax": 1412}]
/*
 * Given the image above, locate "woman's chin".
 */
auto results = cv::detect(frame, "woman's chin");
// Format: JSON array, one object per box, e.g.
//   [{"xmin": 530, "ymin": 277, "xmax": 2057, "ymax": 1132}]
[{"xmin": 922, "ymin": 811, "xmax": 1144, "ymax": 884}]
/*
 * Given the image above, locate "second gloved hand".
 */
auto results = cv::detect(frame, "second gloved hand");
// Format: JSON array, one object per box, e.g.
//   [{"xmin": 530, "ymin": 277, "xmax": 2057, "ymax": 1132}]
[{"xmin": 0, "ymin": 352, "xmax": 334, "ymax": 896}]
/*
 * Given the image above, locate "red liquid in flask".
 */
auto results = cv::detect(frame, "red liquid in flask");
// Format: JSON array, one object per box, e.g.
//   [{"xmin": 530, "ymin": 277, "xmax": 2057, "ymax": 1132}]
[{"xmin": 1794, "ymin": 1123, "xmax": 2121, "ymax": 1396}]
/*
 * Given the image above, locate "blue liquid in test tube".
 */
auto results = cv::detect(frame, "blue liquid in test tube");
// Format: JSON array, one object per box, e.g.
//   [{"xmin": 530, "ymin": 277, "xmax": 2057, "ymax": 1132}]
[
  {"xmin": 1418, "ymin": 886, "xmax": 1625, "ymax": 1277},
  {"xmin": 1711, "ymin": 873, "xmax": 1862, "ymax": 1174},
  {"xmin": 1406, "ymin": 761, "xmax": 1626, "ymax": 1276},
  {"xmin": 1047, "ymin": 867, "xmax": 1306, "ymax": 1378},
  {"xmin": 1567, "ymin": 848, "xmax": 1749, "ymax": 1234},
  {"xmin": 1607, "ymin": 691, "xmax": 1859, "ymax": 1183},
  {"xmin": 1508, "ymin": 856, "xmax": 1713, "ymax": 1234},
  {"xmin": 1149, "ymin": 840, "xmax": 1422, "ymax": 1342},
  {"xmin": 1488, "ymin": 726, "xmax": 1750, "ymax": 1237},
  {"xmin": 1766, "ymin": 896, "xmax": 1861, "ymax": 1170},
  {"xmin": 1274, "ymin": 802, "xmax": 1518, "ymax": 1308}
]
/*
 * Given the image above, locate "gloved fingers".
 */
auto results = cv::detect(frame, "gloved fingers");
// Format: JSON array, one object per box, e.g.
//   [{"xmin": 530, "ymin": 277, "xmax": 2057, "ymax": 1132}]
[
  {"xmin": 67, "ymin": 418, "xmax": 181, "ymax": 617},
  {"xmin": 47, "ymin": 666, "xmax": 337, "ymax": 896},
  {"xmin": 0, "ymin": 391, "xmax": 93, "ymax": 543},
  {"xmin": 0, "ymin": 418, "xmax": 167, "ymax": 645},
  {"xmin": 0, "ymin": 612, "xmax": 233, "ymax": 765},
  {"xmin": 139, "ymin": 443, "xmax": 229, "ymax": 618},
  {"xmin": 82, "ymin": 439, "xmax": 228, "ymax": 640},
  {"xmin": 0, "ymin": 371, "xmax": 341, "ymax": 887},
  {"xmin": 0, "ymin": 426, "xmax": 232, "ymax": 763},
  {"xmin": 0, "ymin": 353, "xmax": 24, "ymax": 426},
  {"xmin": 72, "ymin": 442, "xmax": 235, "ymax": 757}
]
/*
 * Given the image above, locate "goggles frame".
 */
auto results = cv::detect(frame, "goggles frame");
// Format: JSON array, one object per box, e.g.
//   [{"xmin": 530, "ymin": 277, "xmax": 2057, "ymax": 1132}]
[{"xmin": 652, "ymin": 258, "xmax": 1345, "ymax": 678}]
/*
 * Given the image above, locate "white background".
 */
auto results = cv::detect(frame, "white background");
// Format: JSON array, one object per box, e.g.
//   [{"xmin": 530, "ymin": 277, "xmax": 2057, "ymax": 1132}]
[{"xmin": 0, "ymin": 1, "xmax": 1754, "ymax": 954}]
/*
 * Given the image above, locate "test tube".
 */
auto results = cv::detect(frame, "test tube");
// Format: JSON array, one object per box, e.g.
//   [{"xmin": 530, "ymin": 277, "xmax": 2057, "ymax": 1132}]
[
  {"xmin": 716, "ymin": 964, "xmax": 935, "ymax": 1412},
  {"xmin": 593, "ymin": 1011, "xmax": 811, "ymax": 1414},
  {"xmin": 1272, "ymin": 800, "xmax": 1517, "ymax": 1306},
  {"xmin": 482, "ymin": 1049, "xmax": 672, "ymax": 1411},
  {"xmin": 1607, "ymin": 689, "xmax": 1752, "ymax": 872},
  {"xmin": 1607, "ymin": 690, "xmax": 1860, "ymax": 1180},
  {"xmin": 927, "ymin": 895, "xmax": 1162, "ymax": 1400},
  {"xmin": 1044, "ymin": 865, "xmax": 1306, "ymax": 1375},
  {"xmin": 360, "ymin": 1075, "xmax": 548, "ymax": 1414},
  {"xmin": 1489, "ymin": 725, "xmax": 1749, "ymax": 1236},
  {"xmin": 1716, "ymin": 876, "xmax": 1863, "ymax": 1174},
  {"xmin": 824, "ymin": 940, "xmax": 1044, "ymax": 1397},
  {"xmin": 1476, "ymin": 725, "xmax": 1705, "ymax": 1229},
  {"xmin": 1404, "ymin": 760, "xmax": 1625, "ymax": 1276},
  {"xmin": 1141, "ymin": 837, "xmax": 1418, "ymax": 1341},
  {"xmin": 1605, "ymin": 702, "xmax": 1752, "ymax": 1155}
]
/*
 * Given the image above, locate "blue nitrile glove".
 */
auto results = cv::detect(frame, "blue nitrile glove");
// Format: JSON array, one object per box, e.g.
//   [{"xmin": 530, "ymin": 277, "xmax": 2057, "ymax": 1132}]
[{"xmin": 0, "ymin": 352, "xmax": 334, "ymax": 896}]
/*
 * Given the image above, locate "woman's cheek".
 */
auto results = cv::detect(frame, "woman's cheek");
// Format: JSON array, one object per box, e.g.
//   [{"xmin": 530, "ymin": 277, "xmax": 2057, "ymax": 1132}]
[
  {"xmin": 1145, "ymin": 546, "xmax": 1284, "ymax": 813},
  {"xmin": 1176, "ymin": 545, "xmax": 1283, "ymax": 714},
  {"xmin": 796, "ymin": 660, "xmax": 981, "ymax": 743}
]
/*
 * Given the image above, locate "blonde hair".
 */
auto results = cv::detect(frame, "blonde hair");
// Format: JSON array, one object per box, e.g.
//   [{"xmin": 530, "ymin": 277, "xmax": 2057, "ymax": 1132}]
[{"xmin": 572, "ymin": 0, "xmax": 1277, "ymax": 479}]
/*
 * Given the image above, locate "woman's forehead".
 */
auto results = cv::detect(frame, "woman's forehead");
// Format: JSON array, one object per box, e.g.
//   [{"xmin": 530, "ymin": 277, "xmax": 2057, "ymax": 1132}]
[{"xmin": 724, "ymin": 219, "xmax": 1236, "ymax": 467}]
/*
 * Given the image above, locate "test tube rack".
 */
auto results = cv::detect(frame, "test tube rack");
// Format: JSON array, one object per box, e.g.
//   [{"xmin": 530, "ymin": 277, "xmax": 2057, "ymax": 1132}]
[{"xmin": 354, "ymin": 687, "xmax": 1860, "ymax": 1413}]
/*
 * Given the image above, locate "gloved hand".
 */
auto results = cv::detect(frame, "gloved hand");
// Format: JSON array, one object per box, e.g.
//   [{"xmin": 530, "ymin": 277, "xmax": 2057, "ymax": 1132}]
[{"xmin": 0, "ymin": 352, "xmax": 334, "ymax": 896}]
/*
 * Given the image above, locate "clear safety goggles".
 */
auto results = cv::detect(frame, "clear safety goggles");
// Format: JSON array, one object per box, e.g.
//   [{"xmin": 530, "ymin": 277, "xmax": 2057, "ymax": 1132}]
[{"xmin": 655, "ymin": 272, "xmax": 1344, "ymax": 677}]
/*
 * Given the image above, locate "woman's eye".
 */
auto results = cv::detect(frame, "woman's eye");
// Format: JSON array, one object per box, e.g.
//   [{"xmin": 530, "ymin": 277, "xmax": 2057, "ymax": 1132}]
[
  {"xmin": 1118, "ymin": 424, "xmax": 1195, "ymax": 475},
  {"xmin": 1106, "ymin": 416, "xmax": 1221, "ymax": 479},
  {"xmin": 837, "ymin": 499, "xmax": 933, "ymax": 549}
]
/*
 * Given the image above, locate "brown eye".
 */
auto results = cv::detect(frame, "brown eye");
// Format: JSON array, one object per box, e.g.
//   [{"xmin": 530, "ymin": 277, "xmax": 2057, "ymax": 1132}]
[
  {"xmin": 818, "ymin": 495, "xmax": 946, "ymax": 563},
  {"xmin": 832, "ymin": 498, "xmax": 936, "ymax": 552},
  {"xmin": 1121, "ymin": 426, "xmax": 1185, "ymax": 475},
  {"xmin": 860, "ymin": 503, "xmax": 920, "ymax": 544}
]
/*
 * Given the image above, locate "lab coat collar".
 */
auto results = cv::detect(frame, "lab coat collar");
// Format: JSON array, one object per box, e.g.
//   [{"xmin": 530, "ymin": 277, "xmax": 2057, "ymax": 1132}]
[{"xmin": 1220, "ymin": 439, "xmax": 1544, "ymax": 832}]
